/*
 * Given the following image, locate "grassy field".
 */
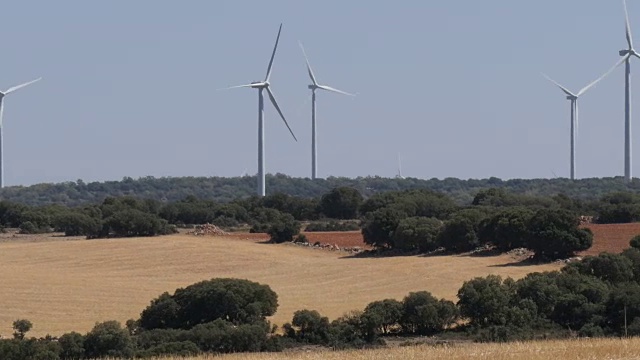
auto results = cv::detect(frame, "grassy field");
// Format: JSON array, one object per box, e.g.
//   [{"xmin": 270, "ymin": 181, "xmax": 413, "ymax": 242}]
[
  {"xmin": 111, "ymin": 337, "xmax": 640, "ymax": 359},
  {"xmin": 0, "ymin": 233, "xmax": 560, "ymax": 338}
]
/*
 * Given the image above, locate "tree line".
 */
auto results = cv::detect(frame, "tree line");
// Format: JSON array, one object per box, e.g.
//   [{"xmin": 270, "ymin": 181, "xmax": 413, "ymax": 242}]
[
  {"xmin": 3, "ymin": 186, "xmax": 640, "ymax": 249},
  {"xmin": 5, "ymin": 175, "xmax": 640, "ymax": 207}
]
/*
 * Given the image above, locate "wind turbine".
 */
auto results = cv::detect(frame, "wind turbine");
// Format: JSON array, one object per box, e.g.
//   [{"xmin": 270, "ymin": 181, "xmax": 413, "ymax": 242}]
[
  {"xmin": 542, "ymin": 65, "xmax": 618, "ymax": 180},
  {"xmin": 620, "ymin": 0, "xmax": 640, "ymax": 183},
  {"xmin": 396, "ymin": 153, "xmax": 404, "ymax": 179},
  {"xmin": 221, "ymin": 24, "xmax": 297, "ymax": 197},
  {"xmin": 0, "ymin": 77, "xmax": 42, "ymax": 188},
  {"xmin": 299, "ymin": 41, "xmax": 354, "ymax": 180}
]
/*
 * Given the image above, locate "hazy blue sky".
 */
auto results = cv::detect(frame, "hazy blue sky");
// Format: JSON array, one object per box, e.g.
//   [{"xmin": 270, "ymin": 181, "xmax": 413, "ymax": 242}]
[{"xmin": 0, "ymin": 1, "xmax": 636, "ymax": 185}]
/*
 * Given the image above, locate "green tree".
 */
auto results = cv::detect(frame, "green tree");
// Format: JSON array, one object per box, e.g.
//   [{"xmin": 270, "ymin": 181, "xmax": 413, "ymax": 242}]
[
  {"xmin": 526, "ymin": 209, "xmax": 593, "ymax": 259},
  {"xmin": 320, "ymin": 187, "xmax": 363, "ymax": 219},
  {"xmin": 564, "ymin": 253, "xmax": 634, "ymax": 284},
  {"xmin": 392, "ymin": 217, "xmax": 443, "ymax": 252},
  {"xmin": 361, "ymin": 207, "xmax": 407, "ymax": 249},
  {"xmin": 437, "ymin": 209, "xmax": 488, "ymax": 253},
  {"xmin": 12, "ymin": 319, "xmax": 32, "ymax": 340},
  {"xmin": 84, "ymin": 321, "xmax": 134, "ymax": 359},
  {"xmin": 457, "ymin": 275, "xmax": 514, "ymax": 327},
  {"xmin": 139, "ymin": 278, "xmax": 278, "ymax": 330},
  {"xmin": 287, "ymin": 309, "xmax": 330, "ymax": 344},
  {"xmin": 478, "ymin": 207, "xmax": 534, "ymax": 251},
  {"xmin": 400, "ymin": 291, "xmax": 458, "ymax": 335},
  {"xmin": 58, "ymin": 332, "xmax": 86, "ymax": 359},
  {"xmin": 361, "ymin": 299, "xmax": 403, "ymax": 335}
]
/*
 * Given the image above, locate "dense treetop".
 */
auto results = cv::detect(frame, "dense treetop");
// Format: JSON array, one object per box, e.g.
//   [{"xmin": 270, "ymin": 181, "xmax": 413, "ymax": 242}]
[{"xmin": 4, "ymin": 174, "xmax": 640, "ymax": 206}]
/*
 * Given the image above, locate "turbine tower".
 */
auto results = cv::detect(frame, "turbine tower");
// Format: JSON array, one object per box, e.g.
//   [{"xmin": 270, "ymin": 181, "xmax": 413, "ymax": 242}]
[
  {"xmin": 0, "ymin": 78, "xmax": 42, "ymax": 188},
  {"xmin": 299, "ymin": 42, "xmax": 354, "ymax": 180},
  {"xmin": 222, "ymin": 24, "xmax": 297, "ymax": 196},
  {"xmin": 396, "ymin": 153, "xmax": 404, "ymax": 179},
  {"xmin": 620, "ymin": 0, "xmax": 640, "ymax": 183},
  {"xmin": 542, "ymin": 68, "xmax": 617, "ymax": 180}
]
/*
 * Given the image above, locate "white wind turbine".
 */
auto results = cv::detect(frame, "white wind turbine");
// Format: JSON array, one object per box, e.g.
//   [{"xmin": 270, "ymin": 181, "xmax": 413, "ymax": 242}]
[
  {"xmin": 0, "ymin": 77, "xmax": 42, "ymax": 188},
  {"xmin": 619, "ymin": 0, "xmax": 640, "ymax": 182},
  {"xmin": 221, "ymin": 24, "xmax": 297, "ymax": 196},
  {"xmin": 542, "ymin": 63, "xmax": 620, "ymax": 180},
  {"xmin": 299, "ymin": 42, "xmax": 354, "ymax": 180}
]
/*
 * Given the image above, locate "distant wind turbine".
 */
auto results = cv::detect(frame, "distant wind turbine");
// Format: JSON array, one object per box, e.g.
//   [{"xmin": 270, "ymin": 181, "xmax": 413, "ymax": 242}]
[
  {"xmin": 396, "ymin": 153, "xmax": 404, "ymax": 179},
  {"xmin": 220, "ymin": 24, "xmax": 297, "ymax": 196},
  {"xmin": 299, "ymin": 41, "xmax": 354, "ymax": 180},
  {"xmin": 541, "ymin": 63, "xmax": 619, "ymax": 180},
  {"xmin": 0, "ymin": 77, "xmax": 42, "ymax": 188}
]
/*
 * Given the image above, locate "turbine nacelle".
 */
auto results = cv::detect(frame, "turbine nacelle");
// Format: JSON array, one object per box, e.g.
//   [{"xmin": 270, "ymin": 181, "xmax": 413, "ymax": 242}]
[
  {"xmin": 250, "ymin": 81, "xmax": 269, "ymax": 89},
  {"xmin": 566, "ymin": 95, "xmax": 578, "ymax": 101},
  {"xmin": 620, "ymin": 49, "xmax": 635, "ymax": 56}
]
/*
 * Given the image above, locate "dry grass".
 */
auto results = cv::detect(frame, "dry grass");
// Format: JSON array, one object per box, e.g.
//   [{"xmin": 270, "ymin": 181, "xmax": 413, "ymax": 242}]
[
  {"xmin": 109, "ymin": 337, "xmax": 640, "ymax": 360},
  {"xmin": 0, "ymin": 234, "xmax": 560, "ymax": 338}
]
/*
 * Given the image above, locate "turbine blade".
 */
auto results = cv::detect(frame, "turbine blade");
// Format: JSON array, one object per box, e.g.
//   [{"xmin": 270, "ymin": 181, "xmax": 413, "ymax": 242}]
[
  {"xmin": 577, "ymin": 57, "xmax": 628, "ymax": 96},
  {"xmin": 541, "ymin": 73, "xmax": 576, "ymax": 98},
  {"xmin": 266, "ymin": 87, "xmax": 297, "ymax": 141},
  {"xmin": 0, "ymin": 99, "xmax": 4, "ymax": 127},
  {"xmin": 3, "ymin": 77, "xmax": 41, "ymax": 95},
  {"xmin": 216, "ymin": 83, "xmax": 259, "ymax": 91},
  {"xmin": 265, "ymin": 23, "xmax": 283, "ymax": 82},
  {"xmin": 298, "ymin": 41, "xmax": 318, "ymax": 85},
  {"xmin": 317, "ymin": 85, "xmax": 355, "ymax": 96},
  {"xmin": 625, "ymin": 0, "xmax": 634, "ymax": 49}
]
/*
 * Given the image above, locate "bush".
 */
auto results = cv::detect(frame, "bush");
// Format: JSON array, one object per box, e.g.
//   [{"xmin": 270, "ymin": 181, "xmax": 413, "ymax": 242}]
[
  {"xmin": 58, "ymin": 332, "xmax": 86, "ymax": 359},
  {"xmin": 631, "ymin": 235, "xmax": 640, "ymax": 250},
  {"xmin": 103, "ymin": 209, "xmax": 175, "ymax": 238},
  {"xmin": 267, "ymin": 213, "xmax": 301, "ymax": 243},
  {"xmin": 19, "ymin": 221, "xmax": 45, "ymax": 234},
  {"xmin": 139, "ymin": 278, "xmax": 278, "ymax": 330},
  {"xmin": 304, "ymin": 221, "xmax": 360, "ymax": 232},
  {"xmin": 54, "ymin": 212, "xmax": 102, "ymax": 237},
  {"xmin": 250, "ymin": 223, "xmax": 270, "ymax": 233},
  {"xmin": 136, "ymin": 341, "xmax": 200, "ymax": 358},
  {"xmin": 84, "ymin": 321, "xmax": 135, "ymax": 359},
  {"xmin": 285, "ymin": 310, "xmax": 330, "ymax": 344},
  {"xmin": 293, "ymin": 234, "xmax": 308, "ymax": 244}
]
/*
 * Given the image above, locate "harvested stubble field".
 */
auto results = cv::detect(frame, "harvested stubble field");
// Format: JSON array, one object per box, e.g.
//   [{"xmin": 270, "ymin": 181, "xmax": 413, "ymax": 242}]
[
  {"xmin": 0, "ymin": 222, "xmax": 633, "ymax": 339},
  {"xmin": 135, "ymin": 337, "xmax": 640, "ymax": 360},
  {"xmin": 0, "ymin": 232, "xmax": 558, "ymax": 338}
]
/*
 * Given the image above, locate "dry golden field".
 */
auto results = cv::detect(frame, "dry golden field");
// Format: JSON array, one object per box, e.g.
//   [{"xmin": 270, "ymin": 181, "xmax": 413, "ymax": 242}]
[
  {"xmin": 0, "ymin": 233, "xmax": 560, "ymax": 338},
  {"xmin": 139, "ymin": 337, "xmax": 640, "ymax": 360}
]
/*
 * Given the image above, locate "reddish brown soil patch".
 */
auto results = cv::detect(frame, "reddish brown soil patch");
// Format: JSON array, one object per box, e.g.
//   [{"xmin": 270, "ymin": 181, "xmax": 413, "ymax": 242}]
[
  {"xmin": 580, "ymin": 223, "xmax": 640, "ymax": 256},
  {"xmin": 301, "ymin": 231, "xmax": 371, "ymax": 249},
  {"xmin": 225, "ymin": 230, "xmax": 370, "ymax": 249}
]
